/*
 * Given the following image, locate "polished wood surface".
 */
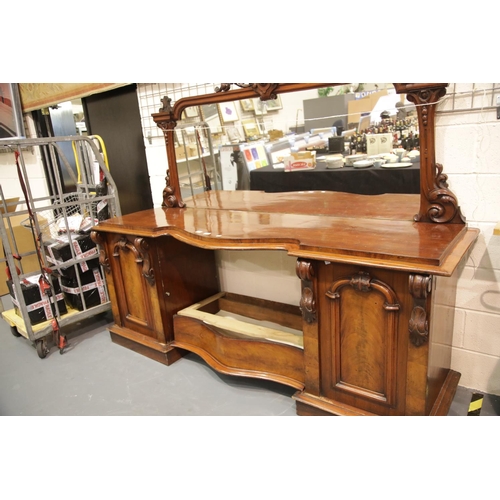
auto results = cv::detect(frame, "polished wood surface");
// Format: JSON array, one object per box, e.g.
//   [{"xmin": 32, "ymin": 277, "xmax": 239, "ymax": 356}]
[{"xmin": 95, "ymin": 191, "xmax": 478, "ymax": 275}]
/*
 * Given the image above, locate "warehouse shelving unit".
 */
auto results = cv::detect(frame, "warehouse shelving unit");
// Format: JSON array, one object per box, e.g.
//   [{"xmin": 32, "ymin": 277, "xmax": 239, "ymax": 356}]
[{"xmin": 0, "ymin": 135, "xmax": 121, "ymax": 358}]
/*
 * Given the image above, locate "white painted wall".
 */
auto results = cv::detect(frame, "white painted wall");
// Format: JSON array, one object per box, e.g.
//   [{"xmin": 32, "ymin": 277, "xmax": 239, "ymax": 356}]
[{"xmin": 434, "ymin": 83, "xmax": 500, "ymax": 396}]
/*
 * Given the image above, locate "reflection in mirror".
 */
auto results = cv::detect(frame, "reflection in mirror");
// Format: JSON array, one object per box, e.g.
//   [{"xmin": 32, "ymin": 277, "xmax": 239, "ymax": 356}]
[
  {"xmin": 173, "ymin": 84, "xmax": 421, "ymax": 200},
  {"xmin": 175, "ymin": 106, "xmax": 222, "ymax": 197}
]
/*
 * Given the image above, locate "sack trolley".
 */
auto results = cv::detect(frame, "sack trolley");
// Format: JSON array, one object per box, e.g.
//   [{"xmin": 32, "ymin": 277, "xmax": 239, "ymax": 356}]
[{"xmin": 0, "ymin": 135, "xmax": 121, "ymax": 358}]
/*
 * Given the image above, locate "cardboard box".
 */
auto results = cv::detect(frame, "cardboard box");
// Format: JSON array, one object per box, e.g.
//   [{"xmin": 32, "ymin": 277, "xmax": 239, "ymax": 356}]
[
  {"xmin": 175, "ymin": 145, "xmax": 186, "ymax": 160},
  {"xmin": 0, "ymin": 197, "xmax": 20, "ymax": 214},
  {"xmin": 7, "ymin": 275, "xmax": 68, "ymax": 325},
  {"xmin": 284, "ymin": 151, "xmax": 316, "ymax": 172},
  {"xmin": 347, "ymin": 90, "xmax": 388, "ymax": 128},
  {"xmin": 0, "ymin": 213, "xmax": 47, "ymax": 297},
  {"xmin": 61, "ymin": 267, "xmax": 107, "ymax": 311},
  {"xmin": 188, "ymin": 144, "xmax": 199, "ymax": 158}
]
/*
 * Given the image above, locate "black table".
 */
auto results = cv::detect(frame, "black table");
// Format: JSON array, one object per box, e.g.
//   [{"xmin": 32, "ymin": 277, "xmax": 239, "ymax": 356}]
[{"xmin": 250, "ymin": 160, "xmax": 420, "ymax": 195}]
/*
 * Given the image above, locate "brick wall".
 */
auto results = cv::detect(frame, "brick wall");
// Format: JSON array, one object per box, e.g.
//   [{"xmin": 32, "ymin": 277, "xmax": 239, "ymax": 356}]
[{"xmin": 435, "ymin": 83, "xmax": 500, "ymax": 395}]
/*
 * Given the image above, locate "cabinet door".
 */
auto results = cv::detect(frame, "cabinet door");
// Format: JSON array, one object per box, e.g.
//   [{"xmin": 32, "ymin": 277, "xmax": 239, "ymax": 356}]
[
  {"xmin": 155, "ymin": 236, "xmax": 219, "ymax": 340},
  {"xmin": 318, "ymin": 263, "xmax": 411, "ymax": 415},
  {"xmin": 107, "ymin": 234, "xmax": 165, "ymax": 341}
]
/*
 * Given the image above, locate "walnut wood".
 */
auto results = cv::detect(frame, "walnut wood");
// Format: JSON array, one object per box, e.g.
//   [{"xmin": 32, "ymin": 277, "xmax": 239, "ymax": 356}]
[
  {"xmin": 293, "ymin": 392, "xmax": 377, "ymax": 416},
  {"xmin": 404, "ymin": 85, "xmax": 465, "ymax": 224},
  {"xmin": 316, "ymin": 264, "xmax": 409, "ymax": 415},
  {"xmin": 429, "ymin": 370, "xmax": 461, "ymax": 415},
  {"xmin": 91, "ymin": 82, "xmax": 479, "ymax": 416},
  {"xmin": 426, "ymin": 271, "xmax": 461, "ymax": 413},
  {"xmin": 94, "ymin": 192, "xmax": 478, "ymax": 275},
  {"xmin": 173, "ymin": 315, "xmax": 305, "ymax": 389},
  {"xmin": 110, "ymin": 327, "xmax": 186, "ymax": 366},
  {"xmin": 101, "ymin": 233, "xmax": 218, "ymax": 362},
  {"xmin": 217, "ymin": 292, "xmax": 302, "ymax": 331},
  {"xmin": 178, "ymin": 292, "xmax": 303, "ymax": 347}
]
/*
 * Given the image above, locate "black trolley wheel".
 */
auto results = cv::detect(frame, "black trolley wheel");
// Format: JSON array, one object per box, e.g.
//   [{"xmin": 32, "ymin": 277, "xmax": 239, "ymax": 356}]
[
  {"xmin": 10, "ymin": 325, "xmax": 21, "ymax": 337},
  {"xmin": 36, "ymin": 339, "xmax": 48, "ymax": 359}
]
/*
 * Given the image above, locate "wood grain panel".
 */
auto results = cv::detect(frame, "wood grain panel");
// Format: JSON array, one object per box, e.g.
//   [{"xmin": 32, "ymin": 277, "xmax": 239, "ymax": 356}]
[
  {"xmin": 173, "ymin": 315, "xmax": 305, "ymax": 389},
  {"xmin": 338, "ymin": 288, "xmax": 389, "ymax": 396}
]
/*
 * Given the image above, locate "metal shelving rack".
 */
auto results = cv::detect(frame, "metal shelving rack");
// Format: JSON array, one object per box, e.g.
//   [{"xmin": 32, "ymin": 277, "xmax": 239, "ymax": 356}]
[{"xmin": 0, "ymin": 135, "xmax": 121, "ymax": 358}]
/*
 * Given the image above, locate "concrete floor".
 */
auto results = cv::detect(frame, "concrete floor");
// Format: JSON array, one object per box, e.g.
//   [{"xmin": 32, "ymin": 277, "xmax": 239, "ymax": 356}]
[{"xmin": 1, "ymin": 302, "xmax": 499, "ymax": 416}]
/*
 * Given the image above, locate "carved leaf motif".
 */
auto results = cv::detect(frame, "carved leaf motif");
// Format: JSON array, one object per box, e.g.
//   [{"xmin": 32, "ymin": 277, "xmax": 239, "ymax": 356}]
[
  {"xmin": 350, "ymin": 272, "xmax": 371, "ymax": 292},
  {"xmin": 300, "ymin": 287, "xmax": 316, "ymax": 324},
  {"xmin": 409, "ymin": 306, "xmax": 429, "ymax": 347},
  {"xmin": 112, "ymin": 236, "xmax": 155, "ymax": 286},
  {"xmin": 296, "ymin": 259, "xmax": 316, "ymax": 323},
  {"xmin": 134, "ymin": 238, "xmax": 155, "ymax": 286}
]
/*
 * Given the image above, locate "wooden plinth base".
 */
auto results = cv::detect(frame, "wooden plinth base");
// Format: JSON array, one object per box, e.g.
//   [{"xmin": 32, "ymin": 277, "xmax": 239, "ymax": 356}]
[
  {"xmin": 109, "ymin": 327, "xmax": 185, "ymax": 366},
  {"xmin": 293, "ymin": 391, "xmax": 377, "ymax": 416},
  {"xmin": 294, "ymin": 369, "xmax": 461, "ymax": 416}
]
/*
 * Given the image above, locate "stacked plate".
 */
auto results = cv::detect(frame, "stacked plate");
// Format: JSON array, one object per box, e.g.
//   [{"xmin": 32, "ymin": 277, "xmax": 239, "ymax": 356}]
[
  {"xmin": 380, "ymin": 162, "xmax": 412, "ymax": 169},
  {"xmin": 352, "ymin": 159, "xmax": 373, "ymax": 169},
  {"xmin": 324, "ymin": 154, "xmax": 344, "ymax": 169}
]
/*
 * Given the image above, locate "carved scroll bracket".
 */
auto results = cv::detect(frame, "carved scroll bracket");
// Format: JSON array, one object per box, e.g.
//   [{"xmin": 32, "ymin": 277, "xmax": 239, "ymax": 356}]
[
  {"xmin": 113, "ymin": 236, "xmax": 155, "ymax": 286},
  {"xmin": 405, "ymin": 86, "xmax": 465, "ymax": 224},
  {"xmin": 90, "ymin": 230, "xmax": 110, "ymax": 274},
  {"xmin": 296, "ymin": 259, "xmax": 316, "ymax": 324},
  {"xmin": 408, "ymin": 274, "xmax": 432, "ymax": 347}
]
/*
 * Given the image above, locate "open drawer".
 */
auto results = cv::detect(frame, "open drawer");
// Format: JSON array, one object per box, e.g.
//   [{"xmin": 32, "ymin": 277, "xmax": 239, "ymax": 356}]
[{"xmin": 173, "ymin": 292, "xmax": 305, "ymax": 389}]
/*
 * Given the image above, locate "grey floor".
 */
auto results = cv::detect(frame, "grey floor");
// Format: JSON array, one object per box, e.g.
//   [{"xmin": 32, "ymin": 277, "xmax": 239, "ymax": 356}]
[{"xmin": 1, "ymin": 301, "xmax": 499, "ymax": 416}]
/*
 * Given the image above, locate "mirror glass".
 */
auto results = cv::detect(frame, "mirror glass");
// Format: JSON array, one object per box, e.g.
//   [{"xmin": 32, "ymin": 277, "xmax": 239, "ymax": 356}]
[{"xmin": 174, "ymin": 84, "xmax": 420, "ymax": 200}]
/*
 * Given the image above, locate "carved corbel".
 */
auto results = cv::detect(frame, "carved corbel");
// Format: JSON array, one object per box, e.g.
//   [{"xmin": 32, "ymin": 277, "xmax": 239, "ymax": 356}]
[
  {"xmin": 90, "ymin": 230, "xmax": 110, "ymax": 274},
  {"xmin": 296, "ymin": 259, "xmax": 316, "ymax": 324},
  {"xmin": 112, "ymin": 236, "xmax": 155, "ymax": 286},
  {"xmin": 133, "ymin": 237, "xmax": 155, "ymax": 286},
  {"xmin": 408, "ymin": 274, "xmax": 432, "ymax": 347}
]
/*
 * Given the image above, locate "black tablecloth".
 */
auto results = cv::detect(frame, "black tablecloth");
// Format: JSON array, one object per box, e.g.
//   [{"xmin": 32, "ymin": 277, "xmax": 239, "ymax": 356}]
[{"xmin": 250, "ymin": 161, "xmax": 420, "ymax": 195}]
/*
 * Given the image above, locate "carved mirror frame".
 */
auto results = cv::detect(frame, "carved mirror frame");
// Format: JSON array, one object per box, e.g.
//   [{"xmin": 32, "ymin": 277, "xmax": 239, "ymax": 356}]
[{"xmin": 152, "ymin": 83, "xmax": 465, "ymax": 225}]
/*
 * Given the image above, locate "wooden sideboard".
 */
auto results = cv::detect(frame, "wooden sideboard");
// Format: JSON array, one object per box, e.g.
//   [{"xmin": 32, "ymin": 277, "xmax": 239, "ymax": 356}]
[
  {"xmin": 91, "ymin": 82, "xmax": 479, "ymax": 415},
  {"xmin": 91, "ymin": 190, "xmax": 478, "ymax": 416}
]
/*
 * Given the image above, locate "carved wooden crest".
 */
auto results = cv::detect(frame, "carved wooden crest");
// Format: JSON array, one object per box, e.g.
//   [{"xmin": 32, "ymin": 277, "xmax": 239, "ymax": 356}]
[{"xmin": 214, "ymin": 83, "xmax": 280, "ymax": 100}]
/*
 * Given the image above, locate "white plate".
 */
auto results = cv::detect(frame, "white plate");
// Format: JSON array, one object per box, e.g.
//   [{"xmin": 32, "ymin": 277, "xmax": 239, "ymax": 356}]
[
  {"xmin": 352, "ymin": 160, "xmax": 373, "ymax": 168},
  {"xmin": 380, "ymin": 162, "xmax": 412, "ymax": 169}
]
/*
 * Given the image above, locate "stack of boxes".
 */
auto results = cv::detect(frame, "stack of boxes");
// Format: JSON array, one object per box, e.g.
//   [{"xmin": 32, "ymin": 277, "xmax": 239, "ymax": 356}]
[
  {"xmin": 7, "ymin": 275, "xmax": 67, "ymax": 326},
  {"xmin": 6, "ymin": 230, "xmax": 108, "ymax": 327},
  {"xmin": 44, "ymin": 233, "xmax": 107, "ymax": 312}
]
